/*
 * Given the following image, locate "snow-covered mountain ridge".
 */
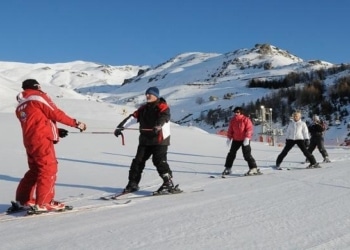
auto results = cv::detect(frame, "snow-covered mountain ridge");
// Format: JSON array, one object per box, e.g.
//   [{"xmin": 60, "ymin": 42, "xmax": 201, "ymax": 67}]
[{"xmin": 1, "ymin": 44, "xmax": 349, "ymax": 145}]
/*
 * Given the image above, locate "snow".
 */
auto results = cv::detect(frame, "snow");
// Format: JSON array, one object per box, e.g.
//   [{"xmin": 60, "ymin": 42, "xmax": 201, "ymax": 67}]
[{"xmin": 1, "ymin": 94, "xmax": 350, "ymax": 250}]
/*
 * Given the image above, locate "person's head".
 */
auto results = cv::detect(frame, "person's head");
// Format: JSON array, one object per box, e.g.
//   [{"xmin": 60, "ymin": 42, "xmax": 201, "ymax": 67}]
[
  {"xmin": 145, "ymin": 86, "xmax": 159, "ymax": 103},
  {"xmin": 22, "ymin": 79, "xmax": 41, "ymax": 90},
  {"xmin": 313, "ymin": 115, "xmax": 320, "ymax": 122},
  {"xmin": 293, "ymin": 111, "xmax": 301, "ymax": 121},
  {"xmin": 233, "ymin": 107, "xmax": 243, "ymax": 116}
]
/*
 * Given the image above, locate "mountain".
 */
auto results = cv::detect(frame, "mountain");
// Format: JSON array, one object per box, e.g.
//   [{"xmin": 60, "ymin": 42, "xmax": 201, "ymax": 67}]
[
  {"xmin": 111, "ymin": 44, "xmax": 337, "ymax": 123},
  {"xmin": 0, "ymin": 60, "xmax": 147, "ymax": 112},
  {"xmin": 0, "ymin": 44, "xmax": 349, "ymax": 145}
]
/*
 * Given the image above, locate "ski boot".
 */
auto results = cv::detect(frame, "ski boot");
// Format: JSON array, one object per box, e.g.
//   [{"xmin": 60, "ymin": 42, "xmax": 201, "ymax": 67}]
[
  {"xmin": 323, "ymin": 157, "xmax": 331, "ymax": 163},
  {"xmin": 123, "ymin": 181, "xmax": 140, "ymax": 193},
  {"xmin": 222, "ymin": 167, "xmax": 232, "ymax": 176},
  {"xmin": 244, "ymin": 168, "xmax": 262, "ymax": 176},
  {"xmin": 306, "ymin": 163, "xmax": 321, "ymax": 169},
  {"xmin": 274, "ymin": 164, "xmax": 282, "ymax": 170},
  {"xmin": 154, "ymin": 173, "xmax": 182, "ymax": 195}
]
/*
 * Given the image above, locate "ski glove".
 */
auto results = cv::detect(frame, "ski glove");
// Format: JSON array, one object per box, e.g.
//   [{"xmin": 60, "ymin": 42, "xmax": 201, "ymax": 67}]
[
  {"xmin": 76, "ymin": 121, "xmax": 87, "ymax": 132},
  {"xmin": 226, "ymin": 139, "xmax": 231, "ymax": 147},
  {"xmin": 304, "ymin": 139, "xmax": 310, "ymax": 147},
  {"xmin": 243, "ymin": 138, "xmax": 250, "ymax": 146},
  {"xmin": 153, "ymin": 126, "xmax": 162, "ymax": 135},
  {"xmin": 114, "ymin": 127, "xmax": 124, "ymax": 137},
  {"xmin": 58, "ymin": 128, "xmax": 68, "ymax": 138}
]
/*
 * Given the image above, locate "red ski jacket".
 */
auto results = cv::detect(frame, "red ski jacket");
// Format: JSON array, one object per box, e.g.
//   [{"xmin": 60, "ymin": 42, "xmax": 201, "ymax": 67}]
[
  {"xmin": 227, "ymin": 114, "xmax": 254, "ymax": 141},
  {"xmin": 16, "ymin": 89, "xmax": 77, "ymax": 147}
]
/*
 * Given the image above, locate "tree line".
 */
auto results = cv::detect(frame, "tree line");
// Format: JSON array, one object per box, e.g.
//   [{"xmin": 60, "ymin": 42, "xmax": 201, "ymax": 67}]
[{"xmin": 204, "ymin": 64, "xmax": 350, "ymax": 127}]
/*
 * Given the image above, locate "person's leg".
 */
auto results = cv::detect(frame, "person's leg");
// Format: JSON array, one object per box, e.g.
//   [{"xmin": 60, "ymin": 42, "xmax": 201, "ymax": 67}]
[
  {"xmin": 224, "ymin": 141, "xmax": 241, "ymax": 168},
  {"xmin": 276, "ymin": 140, "xmax": 295, "ymax": 166},
  {"xmin": 33, "ymin": 140, "xmax": 58, "ymax": 206},
  {"xmin": 296, "ymin": 140, "xmax": 317, "ymax": 165},
  {"xmin": 317, "ymin": 137, "xmax": 329, "ymax": 160},
  {"xmin": 308, "ymin": 138, "xmax": 317, "ymax": 154},
  {"xmin": 242, "ymin": 145, "xmax": 258, "ymax": 169},
  {"xmin": 125, "ymin": 145, "xmax": 152, "ymax": 191},
  {"xmin": 153, "ymin": 145, "xmax": 178, "ymax": 192},
  {"xmin": 15, "ymin": 153, "xmax": 37, "ymax": 205},
  {"xmin": 152, "ymin": 145, "xmax": 172, "ymax": 177}
]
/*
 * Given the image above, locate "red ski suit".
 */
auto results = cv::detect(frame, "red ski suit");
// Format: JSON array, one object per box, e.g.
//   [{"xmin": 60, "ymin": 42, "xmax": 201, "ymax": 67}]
[{"xmin": 15, "ymin": 89, "xmax": 77, "ymax": 206}]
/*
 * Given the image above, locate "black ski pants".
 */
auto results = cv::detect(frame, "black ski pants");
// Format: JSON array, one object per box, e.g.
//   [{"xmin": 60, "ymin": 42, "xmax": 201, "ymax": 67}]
[
  {"xmin": 308, "ymin": 136, "xmax": 328, "ymax": 159},
  {"xmin": 128, "ymin": 145, "xmax": 172, "ymax": 184},
  {"xmin": 224, "ymin": 140, "xmax": 258, "ymax": 169},
  {"xmin": 276, "ymin": 139, "xmax": 316, "ymax": 166}
]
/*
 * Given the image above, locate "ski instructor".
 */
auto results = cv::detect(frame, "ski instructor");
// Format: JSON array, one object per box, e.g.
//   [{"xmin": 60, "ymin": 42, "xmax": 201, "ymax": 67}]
[
  {"xmin": 11, "ymin": 79, "xmax": 87, "ymax": 213},
  {"xmin": 114, "ymin": 86, "xmax": 180, "ymax": 195}
]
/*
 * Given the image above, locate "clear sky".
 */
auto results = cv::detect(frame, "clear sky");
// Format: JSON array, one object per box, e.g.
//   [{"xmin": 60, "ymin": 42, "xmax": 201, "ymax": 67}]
[{"xmin": 1, "ymin": 0, "xmax": 349, "ymax": 66}]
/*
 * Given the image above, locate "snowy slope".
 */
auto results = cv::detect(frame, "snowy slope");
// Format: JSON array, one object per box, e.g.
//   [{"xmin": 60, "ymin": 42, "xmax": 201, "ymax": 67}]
[{"xmin": 1, "ymin": 97, "xmax": 350, "ymax": 250}]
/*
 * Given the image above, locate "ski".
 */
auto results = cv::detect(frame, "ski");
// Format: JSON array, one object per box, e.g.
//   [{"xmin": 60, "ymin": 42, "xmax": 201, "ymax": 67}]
[
  {"xmin": 292, "ymin": 165, "xmax": 323, "ymax": 170},
  {"xmin": 210, "ymin": 174, "xmax": 239, "ymax": 178},
  {"xmin": 25, "ymin": 200, "xmax": 131, "ymax": 217},
  {"xmin": 26, "ymin": 205, "xmax": 74, "ymax": 216},
  {"xmin": 210, "ymin": 174, "xmax": 240, "ymax": 178},
  {"xmin": 100, "ymin": 191, "xmax": 131, "ymax": 200},
  {"xmin": 6, "ymin": 201, "xmax": 29, "ymax": 215},
  {"xmin": 113, "ymin": 185, "xmax": 204, "ymax": 201},
  {"xmin": 4, "ymin": 193, "xmax": 102, "ymax": 215},
  {"xmin": 101, "ymin": 189, "xmax": 184, "ymax": 200},
  {"xmin": 120, "ymin": 188, "xmax": 203, "ymax": 200},
  {"xmin": 220, "ymin": 174, "xmax": 242, "ymax": 178},
  {"xmin": 224, "ymin": 172, "xmax": 263, "ymax": 178},
  {"xmin": 152, "ymin": 184, "xmax": 183, "ymax": 196},
  {"xmin": 0, "ymin": 200, "xmax": 132, "ymax": 222},
  {"xmin": 243, "ymin": 172, "xmax": 263, "ymax": 177},
  {"xmin": 101, "ymin": 183, "xmax": 186, "ymax": 200},
  {"xmin": 306, "ymin": 164, "xmax": 322, "ymax": 169},
  {"xmin": 210, "ymin": 172, "xmax": 264, "ymax": 178},
  {"xmin": 270, "ymin": 166, "xmax": 291, "ymax": 171},
  {"xmin": 100, "ymin": 183, "xmax": 162, "ymax": 200},
  {"xmin": 278, "ymin": 163, "xmax": 323, "ymax": 171},
  {"xmin": 5, "ymin": 207, "xmax": 28, "ymax": 215}
]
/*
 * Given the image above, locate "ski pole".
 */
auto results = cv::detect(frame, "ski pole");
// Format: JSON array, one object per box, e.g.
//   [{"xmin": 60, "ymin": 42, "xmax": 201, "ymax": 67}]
[
  {"xmin": 123, "ymin": 128, "xmax": 153, "ymax": 131},
  {"xmin": 69, "ymin": 128, "xmax": 153, "ymax": 146},
  {"xmin": 69, "ymin": 131, "xmax": 113, "ymax": 134},
  {"xmin": 69, "ymin": 128, "xmax": 153, "ymax": 133}
]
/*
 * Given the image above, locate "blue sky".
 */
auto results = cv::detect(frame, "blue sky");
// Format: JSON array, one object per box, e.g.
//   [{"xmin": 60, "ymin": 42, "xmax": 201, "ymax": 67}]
[{"xmin": 1, "ymin": 0, "xmax": 348, "ymax": 66}]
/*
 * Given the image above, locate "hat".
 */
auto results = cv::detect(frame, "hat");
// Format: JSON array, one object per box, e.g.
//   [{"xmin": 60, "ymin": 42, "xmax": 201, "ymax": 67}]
[
  {"xmin": 233, "ymin": 107, "xmax": 243, "ymax": 113},
  {"xmin": 22, "ymin": 79, "xmax": 40, "ymax": 90},
  {"xmin": 313, "ymin": 115, "xmax": 320, "ymax": 121},
  {"xmin": 145, "ymin": 87, "xmax": 160, "ymax": 98}
]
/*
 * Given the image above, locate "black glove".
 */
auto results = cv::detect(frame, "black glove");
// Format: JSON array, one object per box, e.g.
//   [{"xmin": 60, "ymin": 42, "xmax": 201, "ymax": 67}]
[
  {"xmin": 153, "ymin": 126, "xmax": 161, "ymax": 135},
  {"xmin": 304, "ymin": 139, "xmax": 310, "ymax": 147},
  {"xmin": 114, "ymin": 127, "xmax": 124, "ymax": 137},
  {"xmin": 58, "ymin": 128, "xmax": 68, "ymax": 138}
]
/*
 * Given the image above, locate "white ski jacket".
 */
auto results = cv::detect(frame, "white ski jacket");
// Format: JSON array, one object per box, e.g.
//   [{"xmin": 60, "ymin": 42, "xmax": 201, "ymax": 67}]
[{"xmin": 285, "ymin": 120, "xmax": 310, "ymax": 140}]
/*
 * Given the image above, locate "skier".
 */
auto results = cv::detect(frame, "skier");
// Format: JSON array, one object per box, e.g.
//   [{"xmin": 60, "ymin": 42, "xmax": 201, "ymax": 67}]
[
  {"xmin": 114, "ymin": 86, "xmax": 180, "ymax": 194},
  {"xmin": 222, "ymin": 107, "xmax": 261, "ymax": 176},
  {"xmin": 10, "ymin": 79, "xmax": 87, "ymax": 213},
  {"xmin": 276, "ymin": 111, "xmax": 319, "ymax": 169},
  {"xmin": 307, "ymin": 115, "xmax": 330, "ymax": 163}
]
